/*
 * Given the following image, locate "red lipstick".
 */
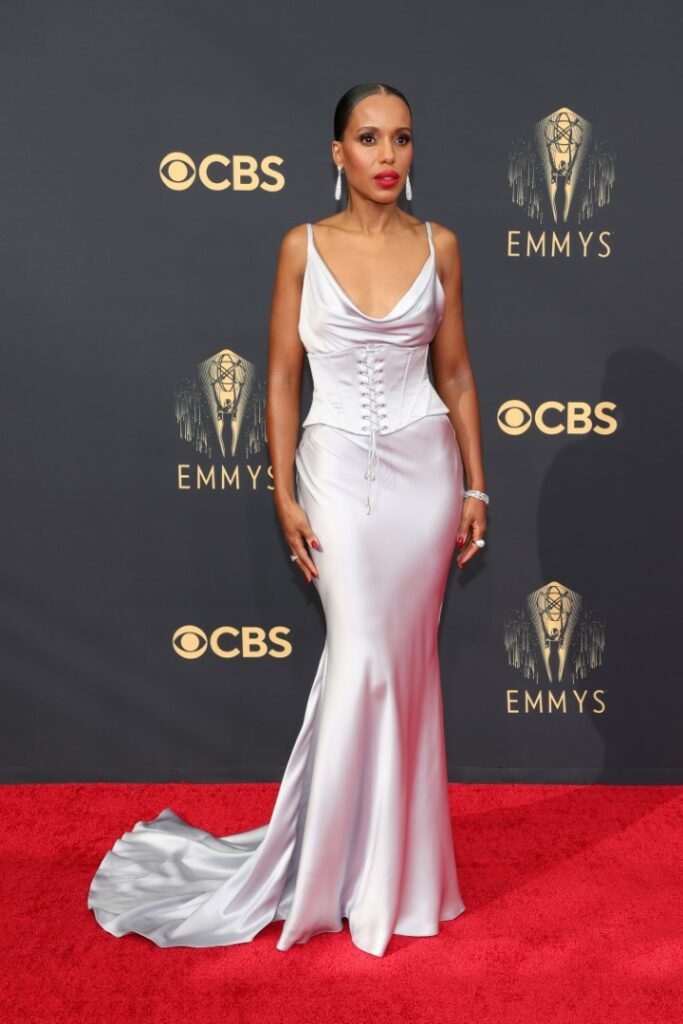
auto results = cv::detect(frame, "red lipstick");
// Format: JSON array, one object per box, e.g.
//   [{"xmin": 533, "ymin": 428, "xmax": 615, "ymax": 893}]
[{"xmin": 374, "ymin": 172, "xmax": 399, "ymax": 189}]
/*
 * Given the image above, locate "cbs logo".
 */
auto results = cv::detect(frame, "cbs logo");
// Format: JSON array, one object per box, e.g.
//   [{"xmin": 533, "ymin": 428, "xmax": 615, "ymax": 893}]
[
  {"xmin": 159, "ymin": 152, "xmax": 285, "ymax": 192},
  {"xmin": 173, "ymin": 625, "xmax": 292, "ymax": 659},
  {"xmin": 497, "ymin": 400, "xmax": 617, "ymax": 435}
]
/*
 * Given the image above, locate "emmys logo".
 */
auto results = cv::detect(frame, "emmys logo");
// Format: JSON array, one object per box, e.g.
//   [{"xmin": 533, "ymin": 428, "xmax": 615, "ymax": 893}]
[
  {"xmin": 497, "ymin": 400, "xmax": 618, "ymax": 436},
  {"xmin": 503, "ymin": 581, "xmax": 606, "ymax": 714},
  {"xmin": 507, "ymin": 106, "xmax": 616, "ymax": 257},
  {"xmin": 159, "ymin": 152, "xmax": 285, "ymax": 192},
  {"xmin": 173, "ymin": 625, "xmax": 293, "ymax": 660},
  {"xmin": 175, "ymin": 346, "xmax": 272, "ymax": 492}
]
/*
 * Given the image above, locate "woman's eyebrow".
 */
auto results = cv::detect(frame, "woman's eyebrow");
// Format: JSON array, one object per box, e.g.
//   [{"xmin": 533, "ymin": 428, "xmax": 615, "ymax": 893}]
[{"xmin": 354, "ymin": 124, "xmax": 412, "ymax": 132}]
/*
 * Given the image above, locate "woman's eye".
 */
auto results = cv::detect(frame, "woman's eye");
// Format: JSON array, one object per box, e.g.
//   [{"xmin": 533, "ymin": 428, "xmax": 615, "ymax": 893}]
[{"xmin": 359, "ymin": 133, "xmax": 412, "ymax": 144}]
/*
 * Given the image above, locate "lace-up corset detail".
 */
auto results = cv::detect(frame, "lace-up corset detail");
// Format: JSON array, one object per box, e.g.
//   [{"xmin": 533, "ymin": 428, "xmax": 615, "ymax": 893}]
[
  {"xmin": 358, "ymin": 345, "xmax": 388, "ymax": 430},
  {"xmin": 357, "ymin": 345, "xmax": 388, "ymax": 513}
]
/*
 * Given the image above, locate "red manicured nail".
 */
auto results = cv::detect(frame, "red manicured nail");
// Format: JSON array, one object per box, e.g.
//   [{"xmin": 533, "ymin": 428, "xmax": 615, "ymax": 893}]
[{"xmin": 311, "ymin": 540, "xmax": 318, "ymax": 549}]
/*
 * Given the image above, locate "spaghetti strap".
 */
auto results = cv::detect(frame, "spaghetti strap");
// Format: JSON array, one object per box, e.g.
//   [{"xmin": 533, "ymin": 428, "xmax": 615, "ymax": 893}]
[{"xmin": 425, "ymin": 220, "xmax": 434, "ymax": 254}]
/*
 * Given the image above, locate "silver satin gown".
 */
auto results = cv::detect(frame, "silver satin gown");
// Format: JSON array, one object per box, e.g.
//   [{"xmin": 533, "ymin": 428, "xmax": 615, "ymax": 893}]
[{"xmin": 87, "ymin": 220, "xmax": 467, "ymax": 957}]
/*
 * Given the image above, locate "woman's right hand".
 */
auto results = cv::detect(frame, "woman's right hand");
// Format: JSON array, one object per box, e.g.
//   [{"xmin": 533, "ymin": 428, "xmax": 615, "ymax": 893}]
[{"xmin": 274, "ymin": 493, "xmax": 320, "ymax": 583}]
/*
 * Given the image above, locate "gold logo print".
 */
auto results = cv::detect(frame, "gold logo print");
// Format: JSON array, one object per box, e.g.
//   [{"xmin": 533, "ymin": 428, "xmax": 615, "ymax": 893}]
[
  {"xmin": 504, "ymin": 580, "xmax": 606, "ymax": 686},
  {"xmin": 175, "ymin": 347, "xmax": 267, "ymax": 461},
  {"xmin": 497, "ymin": 400, "xmax": 618, "ymax": 436},
  {"xmin": 159, "ymin": 152, "xmax": 285, "ymax": 192},
  {"xmin": 173, "ymin": 625, "xmax": 208, "ymax": 659},
  {"xmin": 509, "ymin": 106, "xmax": 616, "ymax": 225},
  {"xmin": 528, "ymin": 581, "xmax": 582, "ymax": 684},
  {"xmin": 497, "ymin": 400, "xmax": 533, "ymax": 435},
  {"xmin": 199, "ymin": 348, "xmax": 258, "ymax": 459},
  {"xmin": 159, "ymin": 152, "xmax": 197, "ymax": 190},
  {"xmin": 172, "ymin": 626, "xmax": 293, "ymax": 660}
]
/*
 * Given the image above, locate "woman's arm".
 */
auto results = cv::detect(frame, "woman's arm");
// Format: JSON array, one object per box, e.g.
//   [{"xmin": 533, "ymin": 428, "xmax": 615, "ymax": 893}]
[
  {"xmin": 429, "ymin": 224, "xmax": 488, "ymax": 567},
  {"xmin": 266, "ymin": 225, "xmax": 319, "ymax": 583}
]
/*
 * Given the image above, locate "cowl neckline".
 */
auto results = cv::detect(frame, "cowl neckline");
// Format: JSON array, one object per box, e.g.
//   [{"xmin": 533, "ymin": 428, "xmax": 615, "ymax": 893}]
[{"xmin": 307, "ymin": 223, "xmax": 437, "ymax": 323}]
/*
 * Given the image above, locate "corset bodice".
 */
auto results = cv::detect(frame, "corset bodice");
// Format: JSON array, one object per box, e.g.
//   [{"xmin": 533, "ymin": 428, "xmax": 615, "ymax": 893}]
[{"xmin": 298, "ymin": 220, "xmax": 450, "ymax": 513}]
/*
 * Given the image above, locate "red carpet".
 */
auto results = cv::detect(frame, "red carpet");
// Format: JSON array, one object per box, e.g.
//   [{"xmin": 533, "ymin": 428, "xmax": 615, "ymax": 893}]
[{"xmin": 2, "ymin": 782, "xmax": 681, "ymax": 1023}]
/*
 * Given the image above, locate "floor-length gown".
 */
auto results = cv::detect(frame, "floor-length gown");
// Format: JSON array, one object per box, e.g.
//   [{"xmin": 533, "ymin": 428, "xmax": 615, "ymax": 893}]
[{"xmin": 87, "ymin": 220, "xmax": 467, "ymax": 958}]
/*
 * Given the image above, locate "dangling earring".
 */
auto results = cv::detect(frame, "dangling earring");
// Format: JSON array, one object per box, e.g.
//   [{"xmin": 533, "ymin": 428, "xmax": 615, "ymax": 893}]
[
  {"xmin": 405, "ymin": 169, "xmax": 413, "ymax": 201},
  {"xmin": 334, "ymin": 165, "xmax": 343, "ymax": 201}
]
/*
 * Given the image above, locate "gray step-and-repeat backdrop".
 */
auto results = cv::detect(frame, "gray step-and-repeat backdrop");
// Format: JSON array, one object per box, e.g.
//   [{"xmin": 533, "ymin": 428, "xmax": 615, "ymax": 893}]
[{"xmin": 2, "ymin": 2, "xmax": 681, "ymax": 784}]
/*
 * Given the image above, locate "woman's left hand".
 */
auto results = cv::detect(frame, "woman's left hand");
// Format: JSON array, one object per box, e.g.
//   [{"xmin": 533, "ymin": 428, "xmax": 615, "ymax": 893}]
[{"xmin": 456, "ymin": 497, "xmax": 487, "ymax": 569}]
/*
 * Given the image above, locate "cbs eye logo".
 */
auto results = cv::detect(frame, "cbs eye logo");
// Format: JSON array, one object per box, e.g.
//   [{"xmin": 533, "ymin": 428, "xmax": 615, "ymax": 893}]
[
  {"xmin": 497, "ymin": 400, "xmax": 618, "ymax": 435},
  {"xmin": 159, "ymin": 152, "xmax": 285, "ymax": 192},
  {"xmin": 172, "ymin": 625, "xmax": 293, "ymax": 659}
]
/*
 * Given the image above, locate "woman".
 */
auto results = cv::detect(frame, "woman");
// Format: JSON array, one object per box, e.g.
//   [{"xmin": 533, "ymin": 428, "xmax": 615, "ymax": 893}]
[{"xmin": 87, "ymin": 82, "xmax": 488, "ymax": 958}]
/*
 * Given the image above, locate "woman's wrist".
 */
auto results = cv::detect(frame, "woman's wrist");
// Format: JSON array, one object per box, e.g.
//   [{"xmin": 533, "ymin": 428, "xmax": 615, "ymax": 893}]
[{"xmin": 274, "ymin": 485, "xmax": 297, "ymax": 506}]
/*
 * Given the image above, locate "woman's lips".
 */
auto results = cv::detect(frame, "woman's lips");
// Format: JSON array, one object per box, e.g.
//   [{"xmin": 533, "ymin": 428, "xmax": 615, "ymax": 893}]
[{"xmin": 374, "ymin": 173, "xmax": 399, "ymax": 189}]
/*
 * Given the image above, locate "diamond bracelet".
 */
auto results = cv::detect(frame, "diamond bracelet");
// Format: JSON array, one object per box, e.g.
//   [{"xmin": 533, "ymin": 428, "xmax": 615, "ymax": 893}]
[{"xmin": 463, "ymin": 489, "xmax": 489, "ymax": 505}]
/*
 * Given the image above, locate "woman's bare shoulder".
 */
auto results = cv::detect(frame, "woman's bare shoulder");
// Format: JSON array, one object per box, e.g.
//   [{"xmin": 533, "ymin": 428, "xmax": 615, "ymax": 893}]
[
  {"xmin": 428, "ymin": 221, "xmax": 462, "ymax": 288},
  {"xmin": 276, "ymin": 223, "xmax": 309, "ymax": 275},
  {"xmin": 428, "ymin": 219, "xmax": 460, "ymax": 250},
  {"xmin": 279, "ymin": 221, "xmax": 309, "ymax": 249}
]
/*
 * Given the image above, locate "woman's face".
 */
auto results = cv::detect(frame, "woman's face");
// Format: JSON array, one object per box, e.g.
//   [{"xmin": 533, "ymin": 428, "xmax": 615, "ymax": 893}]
[{"xmin": 333, "ymin": 93, "xmax": 413, "ymax": 203}]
